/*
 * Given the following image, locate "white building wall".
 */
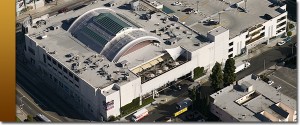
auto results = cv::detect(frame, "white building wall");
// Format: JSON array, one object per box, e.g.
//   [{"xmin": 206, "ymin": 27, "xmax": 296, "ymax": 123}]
[
  {"xmin": 230, "ymin": 32, "xmax": 248, "ymax": 57},
  {"xmin": 119, "ymin": 78, "xmax": 141, "ymax": 107},
  {"xmin": 103, "ymin": 90, "xmax": 121, "ymax": 119}
]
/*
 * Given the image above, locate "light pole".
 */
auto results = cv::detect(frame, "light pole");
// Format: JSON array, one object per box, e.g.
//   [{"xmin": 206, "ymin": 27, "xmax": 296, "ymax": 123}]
[
  {"xmin": 263, "ymin": 59, "xmax": 266, "ymax": 70},
  {"xmin": 291, "ymin": 45, "xmax": 294, "ymax": 55},
  {"xmin": 197, "ymin": 1, "xmax": 199, "ymax": 12}
]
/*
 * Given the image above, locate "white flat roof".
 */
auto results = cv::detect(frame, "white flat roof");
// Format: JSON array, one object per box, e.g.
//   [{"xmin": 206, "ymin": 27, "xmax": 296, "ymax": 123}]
[{"xmin": 211, "ymin": 75, "xmax": 296, "ymax": 121}]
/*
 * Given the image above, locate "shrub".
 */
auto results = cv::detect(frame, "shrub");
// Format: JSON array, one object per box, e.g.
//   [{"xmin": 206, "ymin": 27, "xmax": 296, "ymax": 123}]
[
  {"xmin": 193, "ymin": 67, "xmax": 205, "ymax": 80},
  {"xmin": 287, "ymin": 31, "xmax": 292, "ymax": 37},
  {"xmin": 120, "ymin": 97, "xmax": 154, "ymax": 116},
  {"xmin": 108, "ymin": 115, "xmax": 116, "ymax": 121},
  {"xmin": 288, "ymin": 22, "xmax": 295, "ymax": 30}
]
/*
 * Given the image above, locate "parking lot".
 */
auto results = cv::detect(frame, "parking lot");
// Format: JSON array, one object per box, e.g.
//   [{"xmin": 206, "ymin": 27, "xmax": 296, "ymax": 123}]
[{"xmin": 266, "ymin": 66, "xmax": 297, "ymax": 100}]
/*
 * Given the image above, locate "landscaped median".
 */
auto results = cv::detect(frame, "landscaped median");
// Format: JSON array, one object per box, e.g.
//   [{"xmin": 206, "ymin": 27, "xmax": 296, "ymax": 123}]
[{"xmin": 120, "ymin": 97, "xmax": 155, "ymax": 117}]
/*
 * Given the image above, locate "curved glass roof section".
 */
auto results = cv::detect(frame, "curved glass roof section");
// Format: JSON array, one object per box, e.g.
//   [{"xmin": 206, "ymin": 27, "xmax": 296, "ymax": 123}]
[
  {"xmin": 69, "ymin": 9, "xmax": 132, "ymax": 53},
  {"xmin": 101, "ymin": 28, "xmax": 162, "ymax": 62},
  {"xmin": 68, "ymin": 8, "xmax": 162, "ymax": 62}
]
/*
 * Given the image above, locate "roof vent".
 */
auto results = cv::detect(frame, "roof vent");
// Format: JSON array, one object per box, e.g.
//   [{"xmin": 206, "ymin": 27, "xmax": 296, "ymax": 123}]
[
  {"xmin": 194, "ymin": 43, "xmax": 200, "ymax": 46},
  {"xmin": 38, "ymin": 35, "xmax": 47, "ymax": 39},
  {"xmin": 49, "ymin": 51, "xmax": 56, "ymax": 54}
]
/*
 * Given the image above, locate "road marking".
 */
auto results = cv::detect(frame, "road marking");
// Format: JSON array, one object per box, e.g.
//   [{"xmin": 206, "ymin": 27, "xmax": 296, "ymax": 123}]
[
  {"xmin": 16, "ymin": 87, "xmax": 62, "ymax": 122},
  {"xmin": 272, "ymin": 75, "xmax": 296, "ymax": 89},
  {"xmin": 180, "ymin": 15, "xmax": 190, "ymax": 22}
]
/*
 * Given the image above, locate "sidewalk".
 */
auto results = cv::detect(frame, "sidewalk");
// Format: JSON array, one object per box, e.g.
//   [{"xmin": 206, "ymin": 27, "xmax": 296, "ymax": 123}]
[{"xmin": 16, "ymin": 105, "xmax": 27, "ymax": 122}]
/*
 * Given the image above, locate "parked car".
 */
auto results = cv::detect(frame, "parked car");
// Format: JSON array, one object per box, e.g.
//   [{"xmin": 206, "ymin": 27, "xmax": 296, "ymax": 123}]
[
  {"xmin": 275, "ymin": 85, "xmax": 282, "ymax": 90},
  {"xmin": 170, "ymin": 84, "xmax": 181, "ymax": 91},
  {"xmin": 277, "ymin": 41, "xmax": 286, "ymax": 46},
  {"xmin": 267, "ymin": 80, "xmax": 274, "ymax": 85},
  {"xmin": 58, "ymin": 7, "xmax": 68, "ymax": 13},
  {"xmin": 172, "ymin": 1, "xmax": 182, "ymax": 6}
]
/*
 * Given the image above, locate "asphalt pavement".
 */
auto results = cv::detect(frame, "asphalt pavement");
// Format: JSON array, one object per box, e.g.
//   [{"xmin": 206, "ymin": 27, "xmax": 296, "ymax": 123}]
[{"xmin": 237, "ymin": 35, "xmax": 297, "ymax": 80}]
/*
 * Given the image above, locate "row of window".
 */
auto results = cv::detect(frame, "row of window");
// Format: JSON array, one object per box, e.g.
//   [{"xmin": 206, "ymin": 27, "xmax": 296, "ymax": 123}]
[
  {"xmin": 28, "ymin": 46, "xmax": 35, "ymax": 55},
  {"xmin": 44, "ymin": 54, "xmax": 80, "ymax": 82},
  {"xmin": 50, "ymin": 72, "xmax": 81, "ymax": 103},
  {"xmin": 277, "ymin": 16, "xmax": 286, "ymax": 23},
  {"xmin": 276, "ymin": 21, "xmax": 286, "ymax": 29}
]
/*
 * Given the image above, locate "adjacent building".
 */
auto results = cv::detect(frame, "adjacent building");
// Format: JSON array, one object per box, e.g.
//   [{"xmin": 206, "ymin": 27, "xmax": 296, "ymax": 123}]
[
  {"xmin": 23, "ymin": 0, "xmax": 289, "ymax": 121},
  {"xmin": 210, "ymin": 74, "xmax": 297, "ymax": 122}
]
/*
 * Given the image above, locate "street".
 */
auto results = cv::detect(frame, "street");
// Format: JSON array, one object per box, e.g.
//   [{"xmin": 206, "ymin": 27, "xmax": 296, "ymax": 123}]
[{"xmin": 237, "ymin": 36, "xmax": 297, "ymax": 80}]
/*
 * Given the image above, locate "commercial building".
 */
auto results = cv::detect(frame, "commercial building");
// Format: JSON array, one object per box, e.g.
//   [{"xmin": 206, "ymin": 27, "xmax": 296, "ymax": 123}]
[
  {"xmin": 17, "ymin": 0, "xmax": 45, "ymax": 16},
  {"xmin": 22, "ymin": 0, "xmax": 288, "ymax": 120},
  {"xmin": 210, "ymin": 74, "xmax": 297, "ymax": 122}
]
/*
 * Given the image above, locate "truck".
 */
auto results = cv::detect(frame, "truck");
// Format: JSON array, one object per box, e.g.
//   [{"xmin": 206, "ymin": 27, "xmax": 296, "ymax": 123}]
[
  {"xmin": 131, "ymin": 108, "xmax": 149, "ymax": 122},
  {"xmin": 235, "ymin": 61, "xmax": 251, "ymax": 73}
]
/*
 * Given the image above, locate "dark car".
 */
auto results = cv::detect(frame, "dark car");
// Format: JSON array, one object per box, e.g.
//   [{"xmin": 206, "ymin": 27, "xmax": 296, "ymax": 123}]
[
  {"xmin": 58, "ymin": 7, "xmax": 68, "ymax": 13},
  {"xmin": 170, "ymin": 84, "xmax": 181, "ymax": 91}
]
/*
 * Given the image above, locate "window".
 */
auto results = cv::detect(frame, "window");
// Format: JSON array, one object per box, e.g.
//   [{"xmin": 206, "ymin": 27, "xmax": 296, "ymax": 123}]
[
  {"xmin": 228, "ymin": 54, "xmax": 233, "ymax": 58},
  {"xmin": 229, "ymin": 42, "xmax": 233, "ymax": 46},
  {"xmin": 262, "ymin": 26, "xmax": 265, "ymax": 30},
  {"xmin": 30, "ymin": 58, "xmax": 35, "ymax": 64},
  {"xmin": 74, "ymin": 76, "xmax": 79, "ymax": 82},
  {"xmin": 63, "ymin": 67, "xmax": 67, "ymax": 73},
  {"xmin": 54, "ymin": 77, "xmax": 58, "ymax": 83},
  {"xmin": 64, "ymin": 76, "xmax": 68, "ymax": 80},
  {"xmin": 69, "ymin": 80, "xmax": 73, "ymax": 84},
  {"xmin": 49, "ymin": 74, "xmax": 53, "ymax": 79},
  {"xmin": 53, "ymin": 67, "xmax": 57, "ymax": 71},
  {"xmin": 69, "ymin": 72, "xmax": 73, "ymax": 78},
  {"xmin": 43, "ymin": 54, "xmax": 46, "ymax": 63},
  {"xmin": 246, "ymin": 35, "xmax": 249, "ymax": 38},
  {"xmin": 75, "ymin": 84, "xmax": 79, "ymax": 88},
  {"xmin": 52, "ymin": 59, "xmax": 57, "ymax": 65},
  {"xmin": 58, "ymin": 64, "xmax": 62, "ymax": 69},
  {"xmin": 48, "ymin": 63, "xmax": 52, "ymax": 67},
  {"xmin": 59, "ymin": 72, "xmax": 62, "ymax": 75},
  {"xmin": 47, "ymin": 55, "xmax": 51, "ymax": 61},
  {"xmin": 28, "ymin": 47, "xmax": 35, "ymax": 55},
  {"xmin": 228, "ymin": 48, "xmax": 233, "ymax": 52},
  {"xmin": 59, "ymin": 81, "xmax": 63, "ymax": 87}
]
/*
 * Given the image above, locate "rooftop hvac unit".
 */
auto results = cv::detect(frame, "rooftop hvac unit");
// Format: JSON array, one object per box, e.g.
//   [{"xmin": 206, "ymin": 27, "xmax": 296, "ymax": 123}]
[{"xmin": 38, "ymin": 35, "xmax": 47, "ymax": 39}]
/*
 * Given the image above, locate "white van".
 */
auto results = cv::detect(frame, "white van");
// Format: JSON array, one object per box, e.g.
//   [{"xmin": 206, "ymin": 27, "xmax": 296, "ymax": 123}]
[{"xmin": 131, "ymin": 108, "xmax": 149, "ymax": 122}]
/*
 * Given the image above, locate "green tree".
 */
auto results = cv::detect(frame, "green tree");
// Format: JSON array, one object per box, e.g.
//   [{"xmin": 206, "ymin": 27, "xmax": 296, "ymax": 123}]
[
  {"xmin": 188, "ymin": 86, "xmax": 197, "ymax": 110},
  {"xmin": 108, "ymin": 115, "xmax": 116, "ymax": 121},
  {"xmin": 209, "ymin": 62, "xmax": 223, "ymax": 91},
  {"xmin": 223, "ymin": 58, "xmax": 236, "ymax": 87},
  {"xmin": 26, "ymin": 115, "xmax": 33, "ymax": 122},
  {"xmin": 287, "ymin": 31, "xmax": 292, "ymax": 37}
]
